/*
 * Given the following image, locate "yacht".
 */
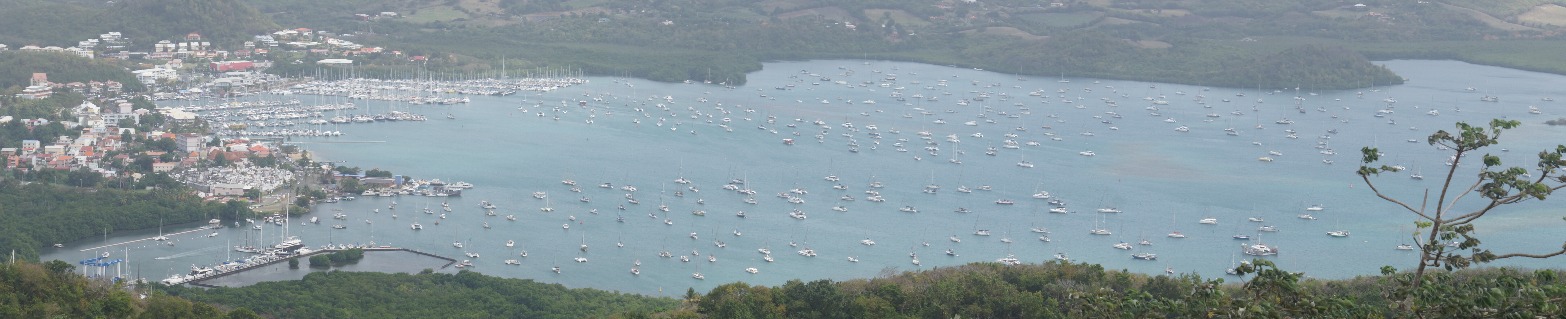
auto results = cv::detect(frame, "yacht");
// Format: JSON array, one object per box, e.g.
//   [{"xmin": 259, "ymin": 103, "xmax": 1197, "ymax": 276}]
[
  {"xmin": 1298, "ymin": 214, "xmax": 1317, "ymax": 220},
  {"xmin": 1198, "ymin": 218, "xmax": 1218, "ymax": 225},
  {"xmin": 1053, "ymin": 252, "xmax": 1070, "ymax": 261},
  {"xmin": 1049, "ymin": 207, "xmax": 1069, "ymax": 214},
  {"xmin": 1096, "ymin": 207, "xmax": 1123, "ymax": 213},
  {"xmin": 1305, "ymin": 204, "xmax": 1325, "ymax": 211},
  {"xmin": 1396, "ymin": 244, "xmax": 1416, "ymax": 250},
  {"xmin": 1258, "ymin": 225, "xmax": 1278, "ymax": 232},
  {"xmin": 1243, "ymin": 243, "xmax": 1278, "ymax": 256},
  {"xmin": 745, "ymin": 267, "xmax": 759, "ymax": 274},
  {"xmin": 1167, "ymin": 231, "xmax": 1186, "ymax": 238},
  {"xmin": 1089, "ymin": 228, "xmax": 1112, "ymax": 235},
  {"xmin": 1078, "ymin": 151, "xmax": 1096, "ymax": 156},
  {"xmin": 411, "ymin": 223, "xmax": 423, "ymax": 230},
  {"xmin": 1131, "ymin": 253, "xmax": 1158, "ymax": 260},
  {"xmin": 1112, "ymin": 242, "xmax": 1133, "ymax": 250},
  {"xmin": 1327, "ymin": 230, "xmax": 1351, "ymax": 237}
]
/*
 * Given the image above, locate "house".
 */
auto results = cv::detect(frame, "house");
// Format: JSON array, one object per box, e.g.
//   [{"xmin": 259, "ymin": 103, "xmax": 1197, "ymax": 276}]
[
  {"xmin": 152, "ymin": 161, "xmax": 177, "ymax": 172},
  {"xmin": 16, "ymin": 73, "xmax": 53, "ymax": 100},
  {"xmin": 43, "ymin": 145, "xmax": 66, "ymax": 156},
  {"xmin": 21, "ymin": 140, "xmax": 41, "ymax": 153},
  {"xmin": 208, "ymin": 183, "xmax": 248, "ymax": 197},
  {"xmin": 177, "ymin": 133, "xmax": 205, "ymax": 153}
]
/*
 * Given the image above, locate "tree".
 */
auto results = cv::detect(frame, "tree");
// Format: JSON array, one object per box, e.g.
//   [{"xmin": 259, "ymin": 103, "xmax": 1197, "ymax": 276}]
[{"xmin": 1358, "ymin": 119, "xmax": 1566, "ymax": 289}]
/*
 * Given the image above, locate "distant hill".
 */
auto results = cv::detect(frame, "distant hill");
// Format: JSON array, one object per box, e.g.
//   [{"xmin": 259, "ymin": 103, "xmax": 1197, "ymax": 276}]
[
  {"xmin": 0, "ymin": 0, "xmax": 275, "ymax": 47},
  {"xmin": 0, "ymin": 51, "xmax": 143, "ymax": 92},
  {"xmin": 5, "ymin": 0, "xmax": 1566, "ymax": 88}
]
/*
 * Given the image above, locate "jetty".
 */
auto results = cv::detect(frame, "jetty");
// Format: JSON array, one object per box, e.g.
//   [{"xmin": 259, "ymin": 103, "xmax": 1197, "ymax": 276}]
[{"xmin": 173, "ymin": 245, "xmax": 456, "ymax": 288}]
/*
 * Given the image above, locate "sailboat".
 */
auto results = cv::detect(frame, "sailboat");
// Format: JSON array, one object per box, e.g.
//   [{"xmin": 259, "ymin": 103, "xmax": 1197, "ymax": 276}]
[
  {"xmin": 1089, "ymin": 215, "xmax": 1112, "ymax": 235},
  {"xmin": 1166, "ymin": 212, "xmax": 1186, "ymax": 238}
]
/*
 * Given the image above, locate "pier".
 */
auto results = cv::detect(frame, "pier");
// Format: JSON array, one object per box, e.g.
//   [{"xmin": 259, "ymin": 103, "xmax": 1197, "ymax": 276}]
[{"xmin": 180, "ymin": 246, "xmax": 456, "ymax": 288}]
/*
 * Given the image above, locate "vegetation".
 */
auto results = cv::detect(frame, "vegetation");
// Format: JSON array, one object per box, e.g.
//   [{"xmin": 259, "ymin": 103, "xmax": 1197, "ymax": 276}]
[
  {"xmin": 307, "ymin": 248, "xmax": 365, "ymax": 269},
  {"xmin": 1359, "ymin": 119, "xmax": 1566, "ymax": 289},
  {"xmin": 0, "ymin": 180, "xmax": 251, "ymax": 261},
  {"xmin": 6, "ymin": 0, "xmax": 1566, "ymax": 88},
  {"xmin": 670, "ymin": 260, "xmax": 1566, "ymax": 318},
  {"xmin": 0, "ymin": 259, "xmax": 267, "ymax": 318},
  {"xmin": 160, "ymin": 270, "xmax": 680, "ymax": 319},
  {"xmin": 0, "ymin": 52, "xmax": 144, "ymax": 92}
]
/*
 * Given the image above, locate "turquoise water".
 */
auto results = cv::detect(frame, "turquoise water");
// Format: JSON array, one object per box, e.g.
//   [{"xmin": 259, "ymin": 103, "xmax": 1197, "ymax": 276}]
[{"xmin": 46, "ymin": 60, "xmax": 1565, "ymax": 296}]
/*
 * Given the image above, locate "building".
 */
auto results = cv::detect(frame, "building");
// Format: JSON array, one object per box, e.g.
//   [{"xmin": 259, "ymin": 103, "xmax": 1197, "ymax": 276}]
[
  {"xmin": 210, "ymin": 60, "xmax": 255, "ymax": 72},
  {"xmin": 152, "ymin": 161, "xmax": 177, "ymax": 172},
  {"xmin": 21, "ymin": 140, "xmax": 41, "ymax": 153},
  {"xmin": 16, "ymin": 73, "xmax": 52, "ymax": 100},
  {"xmin": 161, "ymin": 109, "xmax": 197, "ymax": 125},
  {"xmin": 177, "ymin": 133, "xmax": 204, "ymax": 153},
  {"xmin": 208, "ymin": 183, "xmax": 248, "ymax": 197}
]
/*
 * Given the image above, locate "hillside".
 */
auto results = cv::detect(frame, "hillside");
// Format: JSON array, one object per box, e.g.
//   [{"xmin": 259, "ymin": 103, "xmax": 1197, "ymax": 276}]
[
  {"xmin": 146, "ymin": 259, "xmax": 1566, "ymax": 318},
  {"xmin": 4, "ymin": 0, "xmax": 1566, "ymax": 89}
]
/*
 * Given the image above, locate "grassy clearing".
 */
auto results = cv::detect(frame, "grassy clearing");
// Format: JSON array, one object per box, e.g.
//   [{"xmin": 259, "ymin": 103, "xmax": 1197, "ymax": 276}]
[
  {"xmin": 563, "ymin": 0, "xmax": 612, "ymax": 10},
  {"xmin": 404, "ymin": 6, "xmax": 469, "ymax": 23},
  {"xmin": 776, "ymin": 6, "xmax": 856, "ymax": 22},
  {"xmin": 1014, "ymin": 12, "xmax": 1104, "ymax": 29},
  {"xmin": 1440, "ymin": 3, "xmax": 1538, "ymax": 31},
  {"xmin": 1441, "ymin": 0, "xmax": 1566, "ymax": 17},
  {"xmin": 960, "ymin": 27, "xmax": 1046, "ymax": 41},
  {"xmin": 457, "ymin": 0, "xmax": 504, "ymax": 16},
  {"xmin": 864, "ymin": 9, "xmax": 930, "ymax": 27},
  {"xmin": 1519, "ymin": 4, "xmax": 1566, "ymax": 26}
]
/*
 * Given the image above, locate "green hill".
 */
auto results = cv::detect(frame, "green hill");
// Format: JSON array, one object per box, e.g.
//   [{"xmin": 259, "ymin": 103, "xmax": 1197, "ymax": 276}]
[{"xmin": 5, "ymin": 0, "xmax": 1566, "ymax": 90}]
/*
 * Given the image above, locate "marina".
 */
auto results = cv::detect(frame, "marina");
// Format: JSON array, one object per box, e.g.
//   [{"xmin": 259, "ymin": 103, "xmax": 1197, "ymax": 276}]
[{"xmin": 43, "ymin": 59, "xmax": 1565, "ymax": 296}]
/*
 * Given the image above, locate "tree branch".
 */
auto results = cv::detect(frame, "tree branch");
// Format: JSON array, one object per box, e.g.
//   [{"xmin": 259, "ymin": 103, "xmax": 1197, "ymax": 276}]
[
  {"xmin": 1361, "ymin": 175, "xmax": 1432, "ymax": 221},
  {"xmin": 1491, "ymin": 245, "xmax": 1566, "ymax": 260},
  {"xmin": 1441, "ymin": 176, "xmax": 1484, "ymax": 217}
]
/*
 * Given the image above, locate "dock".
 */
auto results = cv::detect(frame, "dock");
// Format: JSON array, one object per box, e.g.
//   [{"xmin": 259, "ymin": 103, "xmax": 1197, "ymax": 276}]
[{"xmin": 180, "ymin": 246, "xmax": 456, "ymax": 288}]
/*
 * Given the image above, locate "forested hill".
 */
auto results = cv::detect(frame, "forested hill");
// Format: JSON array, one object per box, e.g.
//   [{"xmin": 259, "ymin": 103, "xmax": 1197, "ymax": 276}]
[
  {"xmin": 675, "ymin": 261, "xmax": 1566, "ymax": 318},
  {"xmin": 5, "ymin": 0, "xmax": 1566, "ymax": 88},
  {"xmin": 3, "ymin": 256, "xmax": 1559, "ymax": 318},
  {"xmin": 0, "ymin": 0, "xmax": 275, "ymax": 46}
]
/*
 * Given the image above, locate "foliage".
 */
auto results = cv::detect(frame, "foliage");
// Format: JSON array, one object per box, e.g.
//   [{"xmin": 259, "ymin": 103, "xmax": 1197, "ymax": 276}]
[
  {"xmin": 682, "ymin": 261, "xmax": 1566, "ymax": 318},
  {"xmin": 0, "ymin": 52, "xmax": 145, "ymax": 92},
  {"xmin": 160, "ymin": 270, "xmax": 679, "ymax": 319},
  {"xmin": 308, "ymin": 248, "xmax": 365, "ymax": 269},
  {"xmin": 1358, "ymin": 119, "xmax": 1566, "ymax": 292},
  {"xmin": 0, "ymin": 180, "xmax": 251, "ymax": 261},
  {"xmin": 0, "ymin": 260, "xmax": 147, "ymax": 318}
]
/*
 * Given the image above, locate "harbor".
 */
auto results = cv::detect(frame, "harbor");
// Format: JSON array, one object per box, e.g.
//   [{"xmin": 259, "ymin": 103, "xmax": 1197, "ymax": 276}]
[{"xmin": 44, "ymin": 59, "xmax": 1565, "ymax": 295}]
